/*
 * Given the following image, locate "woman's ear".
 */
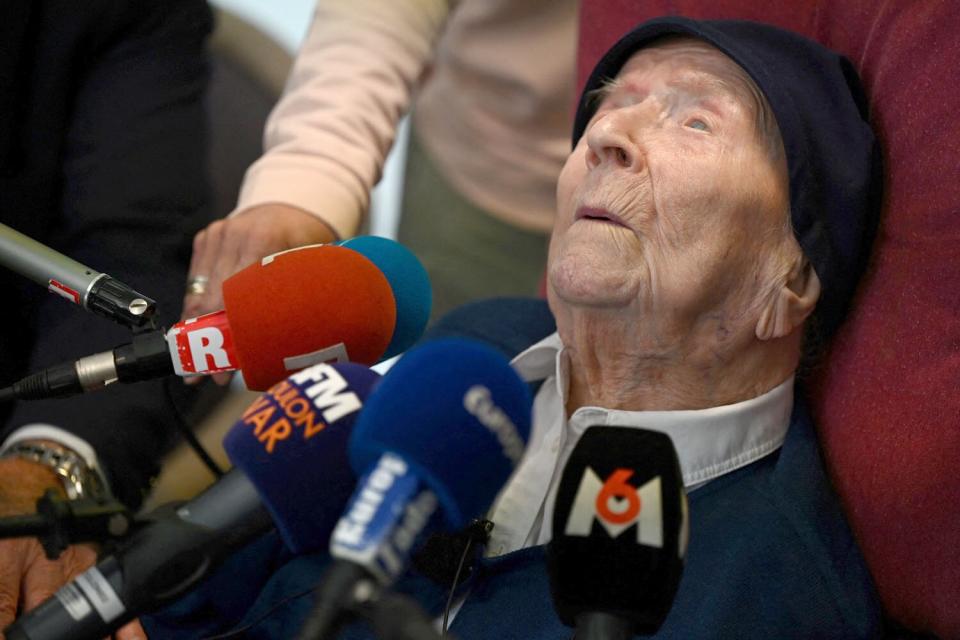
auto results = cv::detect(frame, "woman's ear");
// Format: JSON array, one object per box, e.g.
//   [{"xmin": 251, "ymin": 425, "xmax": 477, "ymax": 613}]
[{"xmin": 756, "ymin": 257, "xmax": 822, "ymax": 341}]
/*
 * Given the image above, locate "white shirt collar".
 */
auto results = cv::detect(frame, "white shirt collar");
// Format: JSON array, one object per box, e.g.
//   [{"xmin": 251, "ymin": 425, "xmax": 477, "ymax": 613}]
[{"xmin": 486, "ymin": 332, "xmax": 794, "ymax": 556}]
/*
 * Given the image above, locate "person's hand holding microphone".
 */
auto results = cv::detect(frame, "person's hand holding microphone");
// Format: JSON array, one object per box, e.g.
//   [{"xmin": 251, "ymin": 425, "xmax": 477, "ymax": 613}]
[
  {"xmin": 181, "ymin": 204, "xmax": 338, "ymax": 385},
  {"xmin": 0, "ymin": 455, "xmax": 146, "ymax": 640}
]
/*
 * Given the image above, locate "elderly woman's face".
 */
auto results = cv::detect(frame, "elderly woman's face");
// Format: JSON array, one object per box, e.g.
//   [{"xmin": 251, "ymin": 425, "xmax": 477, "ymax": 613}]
[{"xmin": 549, "ymin": 38, "xmax": 791, "ymax": 336}]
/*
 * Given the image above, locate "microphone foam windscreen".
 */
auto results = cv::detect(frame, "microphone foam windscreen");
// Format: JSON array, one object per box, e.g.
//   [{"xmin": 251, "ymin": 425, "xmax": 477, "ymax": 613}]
[
  {"xmin": 348, "ymin": 338, "xmax": 532, "ymax": 529},
  {"xmin": 223, "ymin": 362, "xmax": 381, "ymax": 554},
  {"xmin": 547, "ymin": 426, "xmax": 688, "ymax": 634},
  {"xmin": 337, "ymin": 236, "xmax": 432, "ymax": 359},
  {"xmin": 222, "ymin": 245, "xmax": 396, "ymax": 391}
]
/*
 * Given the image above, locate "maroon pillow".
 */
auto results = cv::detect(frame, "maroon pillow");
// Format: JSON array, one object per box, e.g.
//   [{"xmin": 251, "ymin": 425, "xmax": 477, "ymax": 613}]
[{"xmin": 578, "ymin": 2, "xmax": 960, "ymax": 636}]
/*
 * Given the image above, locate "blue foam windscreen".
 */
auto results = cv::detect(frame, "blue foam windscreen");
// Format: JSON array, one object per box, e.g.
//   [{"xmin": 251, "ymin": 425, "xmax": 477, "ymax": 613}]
[
  {"xmin": 337, "ymin": 236, "xmax": 432, "ymax": 359},
  {"xmin": 348, "ymin": 338, "xmax": 532, "ymax": 529},
  {"xmin": 223, "ymin": 362, "xmax": 381, "ymax": 554}
]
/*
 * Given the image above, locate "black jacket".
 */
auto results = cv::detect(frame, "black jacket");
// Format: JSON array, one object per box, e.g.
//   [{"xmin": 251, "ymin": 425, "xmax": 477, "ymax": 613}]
[{"xmin": 0, "ymin": 0, "xmax": 218, "ymax": 507}]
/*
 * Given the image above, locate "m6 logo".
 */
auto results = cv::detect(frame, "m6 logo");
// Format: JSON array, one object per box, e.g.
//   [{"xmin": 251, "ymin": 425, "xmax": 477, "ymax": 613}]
[{"xmin": 563, "ymin": 467, "xmax": 664, "ymax": 548}]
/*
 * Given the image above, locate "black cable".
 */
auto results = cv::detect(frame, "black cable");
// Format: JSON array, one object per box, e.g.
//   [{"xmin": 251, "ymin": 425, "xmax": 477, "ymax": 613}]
[
  {"xmin": 0, "ymin": 344, "xmax": 224, "ymax": 474},
  {"xmin": 441, "ymin": 536, "xmax": 474, "ymax": 637},
  {"xmin": 438, "ymin": 519, "xmax": 493, "ymax": 637},
  {"xmin": 371, "ymin": 591, "xmax": 450, "ymax": 640},
  {"xmin": 162, "ymin": 376, "xmax": 225, "ymax": 478},
  {"xmin": 201, "ymin": 581, "xmax": 323, "ymax": 640}
]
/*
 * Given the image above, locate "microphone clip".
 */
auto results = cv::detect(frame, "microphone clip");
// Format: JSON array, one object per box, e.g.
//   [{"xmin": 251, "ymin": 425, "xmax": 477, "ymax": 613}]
[
  {"xmin": 86, "ymin": 275, "xmax": 159, "ymax": 332},
  {"xmin": 0, "ymin": 490, "xmax": 135, "ymax": 560},
  {"xmin": 464, "ymin": 518, "xmax": 494, "ymax": 546},
  {"xmin": 411, "ymin": 519, "xmax": 493, "ymax": 589}
]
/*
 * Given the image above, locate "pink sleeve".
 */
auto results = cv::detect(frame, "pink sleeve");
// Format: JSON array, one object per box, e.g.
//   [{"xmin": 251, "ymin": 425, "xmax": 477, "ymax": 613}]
[{"xmin": 233, "ymin": 0, "xmax": 451, "ymax": 238}]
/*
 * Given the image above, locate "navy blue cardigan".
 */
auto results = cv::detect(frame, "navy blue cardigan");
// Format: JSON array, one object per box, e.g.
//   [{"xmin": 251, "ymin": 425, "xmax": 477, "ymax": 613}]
[{"xmin": 143, "ymin": 298, "xmax": 880, "ymax": 639}]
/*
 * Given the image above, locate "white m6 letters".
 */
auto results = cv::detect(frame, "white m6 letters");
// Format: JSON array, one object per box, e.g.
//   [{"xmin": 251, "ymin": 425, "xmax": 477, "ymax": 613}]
[{"xmin": 564, "ymin": 467, "xmax": 664, "ymax": 548}]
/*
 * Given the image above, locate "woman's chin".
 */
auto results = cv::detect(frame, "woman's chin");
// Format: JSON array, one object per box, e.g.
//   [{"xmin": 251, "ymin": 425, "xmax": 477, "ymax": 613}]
[{"xmin": 547, "ymin": 255, "xmax": 637, "ymax": 308}]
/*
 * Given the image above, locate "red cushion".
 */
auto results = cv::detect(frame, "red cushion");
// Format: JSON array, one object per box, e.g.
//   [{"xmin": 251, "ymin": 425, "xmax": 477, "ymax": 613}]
[{"xmin": 579, "ymin": 2, "xmax": 960, "ymax": 636}]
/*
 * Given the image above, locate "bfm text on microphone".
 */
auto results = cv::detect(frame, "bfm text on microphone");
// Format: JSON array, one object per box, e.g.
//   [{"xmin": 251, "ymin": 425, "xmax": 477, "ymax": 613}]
[
  {"xmin": 4, "ymin": 361, "xmax": 381, "ymax": 640},
  {"xmin": 297, "ymin": 338, "xmax": 533, "ymax": 640},
  {"xmin": 547, "ymin": 427, "xmax": 689, "ymax": 640},
  {"xmin": 0, "ymin": 237, "xmax": 431, "ymax": 401}
]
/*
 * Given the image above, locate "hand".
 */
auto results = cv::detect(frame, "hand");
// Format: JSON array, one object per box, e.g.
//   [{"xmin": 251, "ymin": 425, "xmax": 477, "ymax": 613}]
[
  {"xmin": 0, "ymin": 459, "xmax": 148, "ymax": 639},
  {"xmin": 113, "ymin": 618, "xmax": 148, "ymax": 639},
  {"xmin": 182, "ymin": 204, "xmax": 338, "ymax": 385}
]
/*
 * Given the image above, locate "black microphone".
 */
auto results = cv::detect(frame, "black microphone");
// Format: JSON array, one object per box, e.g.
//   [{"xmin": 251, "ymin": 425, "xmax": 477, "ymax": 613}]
[
  {"xmin": 547, "ymin": 427, "xmax": 689, "ymax": 640},
  {"xmin": 5, "ymin": 471, "xmax": 271, "ymax": 640},
  {"xmin": 0, "ymin": 221, "xmax": 157, "ymax": 329},
  {"xmin": 0, "ymin": 491, "xmax": 134, "ymax": 560}
]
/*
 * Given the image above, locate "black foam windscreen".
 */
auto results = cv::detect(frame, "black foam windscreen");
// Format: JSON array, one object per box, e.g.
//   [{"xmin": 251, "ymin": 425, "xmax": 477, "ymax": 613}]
[{"xmin": 547, "ymin": 426, "xmax": 688, "ymax": 635}]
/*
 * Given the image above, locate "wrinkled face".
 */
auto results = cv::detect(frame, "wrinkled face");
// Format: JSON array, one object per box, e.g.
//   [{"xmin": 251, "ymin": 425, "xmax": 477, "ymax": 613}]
[{"xmin": 549, "ymin": 38, "xmax": 794, "ymax": 342}]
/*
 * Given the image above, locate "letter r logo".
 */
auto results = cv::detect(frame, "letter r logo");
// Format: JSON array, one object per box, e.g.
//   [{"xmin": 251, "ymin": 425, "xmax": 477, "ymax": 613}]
[
  {"xmin": 167, "ymin": 310, "xmax": 239, "ymax": 375},
  {"xmin": 187, "ymin": 327, "xmax": 231, "ymax": 372}
]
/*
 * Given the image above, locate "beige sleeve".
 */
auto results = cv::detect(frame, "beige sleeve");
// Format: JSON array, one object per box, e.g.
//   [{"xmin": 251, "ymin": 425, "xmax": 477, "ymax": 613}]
[{"xmin": 232, "ymin": 0, "xmax": 451, "ymax": 238}]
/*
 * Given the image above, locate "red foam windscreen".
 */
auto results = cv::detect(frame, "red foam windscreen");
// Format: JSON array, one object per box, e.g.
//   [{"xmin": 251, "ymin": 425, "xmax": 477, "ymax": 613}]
[{"xmin": 222, "ymin": 245, "xmax": 396, "ymax": 391}]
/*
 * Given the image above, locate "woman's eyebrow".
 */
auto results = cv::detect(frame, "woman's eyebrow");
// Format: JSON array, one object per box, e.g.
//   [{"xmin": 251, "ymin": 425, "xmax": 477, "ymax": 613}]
[
  {"xmin": 592, "ymin": 70, "xmax": 741, "ymax": 119},
  {"xmin": 667, "ymin": 75, "xmax": 738, "ymax": 116},
  {"xmin": 589, "ymin": 77, "xmax": 625, "ymax": 106}
]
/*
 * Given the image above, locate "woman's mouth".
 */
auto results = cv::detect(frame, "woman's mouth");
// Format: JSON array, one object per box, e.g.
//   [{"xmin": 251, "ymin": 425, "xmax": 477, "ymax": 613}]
[{"xmin": 575, "ymin": 206, "xmax": 630, "ymax": 228}]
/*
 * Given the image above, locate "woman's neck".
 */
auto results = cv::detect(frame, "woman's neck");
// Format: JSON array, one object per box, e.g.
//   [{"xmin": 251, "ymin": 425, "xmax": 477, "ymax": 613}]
[{"xmin": 557, "ymin": 307, "xmax": 800, "ymax": 414}]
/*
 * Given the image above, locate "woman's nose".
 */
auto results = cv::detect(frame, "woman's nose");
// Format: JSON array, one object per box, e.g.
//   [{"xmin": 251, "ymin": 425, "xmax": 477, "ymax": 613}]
[{"xmin": 585, "ymin": 110, "xmax": 644, "ymax": 173}]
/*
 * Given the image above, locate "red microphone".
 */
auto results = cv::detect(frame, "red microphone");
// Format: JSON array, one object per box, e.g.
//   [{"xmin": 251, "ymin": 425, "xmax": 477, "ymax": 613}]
[
  {"xmin": 1, "ymin": 245, "xmax": 398, "ymax": 400},
  {"xmin": 191, "ymin": 244, "xmax": 395, "ymax": 390}
]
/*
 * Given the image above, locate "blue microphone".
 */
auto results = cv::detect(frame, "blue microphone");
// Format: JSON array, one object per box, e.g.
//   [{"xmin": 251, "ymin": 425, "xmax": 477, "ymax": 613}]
[
  {"xmin": 222, "ymin": 361, "xmax": 383, "ymax": 554},
  {"xmin": 297, "ymin": 338, "xmax": 532, "ymax": 639},
  {"xmin": 337, "ymin": 236, "xmax": 432, "ymax": 359}
]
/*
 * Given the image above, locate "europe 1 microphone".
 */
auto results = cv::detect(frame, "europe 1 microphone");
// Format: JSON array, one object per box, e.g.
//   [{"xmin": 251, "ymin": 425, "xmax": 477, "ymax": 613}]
[
  {"xmin": 0, "ymin": 221, "xmax": 157, "ymax": 330},
  {"xmin": 296, "ymin": 338, "xmax": 533, "ymax": 640},
  {"xmin": 0, "ymin": 237, "xmax": 431, "ymax": 401},
  {"xmin": 547, "ymin": 427, "xmax": 689, "ymax": 640},
  {"xmin": 4, "ymin": 361, "xmax": 381, "ymax": 640}
]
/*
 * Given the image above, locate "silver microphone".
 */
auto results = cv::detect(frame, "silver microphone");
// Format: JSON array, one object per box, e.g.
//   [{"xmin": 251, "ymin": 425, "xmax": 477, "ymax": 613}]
[{"xmin": 0, "ymin": 222, "xmax": 157, "ymax": 329}]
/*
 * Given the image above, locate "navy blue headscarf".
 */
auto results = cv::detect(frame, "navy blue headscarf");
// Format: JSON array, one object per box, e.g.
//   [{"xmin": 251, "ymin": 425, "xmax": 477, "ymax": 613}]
[{"xmin": 573, "ymin": 17, "xmax": 882, "ymax": 339}]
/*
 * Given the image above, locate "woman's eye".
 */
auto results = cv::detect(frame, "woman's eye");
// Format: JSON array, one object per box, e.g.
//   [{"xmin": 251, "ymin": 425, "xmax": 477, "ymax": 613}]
[{"xmin": 686, "ymin": 119, "xmax": 710, "ymax": 132}]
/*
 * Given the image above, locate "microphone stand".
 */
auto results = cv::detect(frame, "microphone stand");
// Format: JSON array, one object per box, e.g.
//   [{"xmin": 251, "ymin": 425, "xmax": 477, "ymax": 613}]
[
  {"xmin": 297, "ymin": 563, "xmax": 450, "ymax": 640},
  {"xmin": 573, "ymin": 612, "xmax": 635, "ymax": 640},
  {"xmin": 296, "ymin": 562, "xmax": 376, "ymax": 640},
  {"xmin": 0, "ymin": 490, "xmax": 134, "ymax": 559},
  {"xmin": 368, "ymin": 591, "xmax": 454, "ymax": 640}
]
